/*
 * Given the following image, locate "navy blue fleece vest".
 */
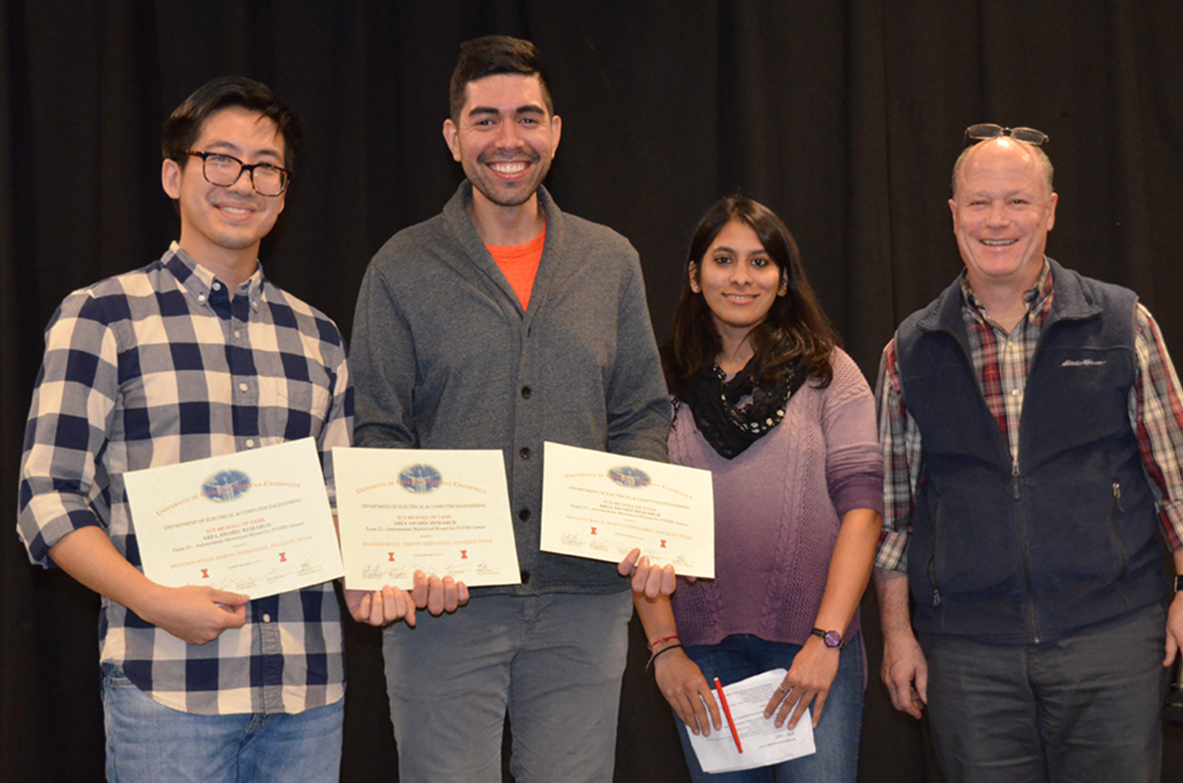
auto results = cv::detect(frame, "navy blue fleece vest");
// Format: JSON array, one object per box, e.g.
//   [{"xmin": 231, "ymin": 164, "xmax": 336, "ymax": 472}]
[{"xmin": 896, "ymin": 260, "xmax": 1167, "ymax": 644}]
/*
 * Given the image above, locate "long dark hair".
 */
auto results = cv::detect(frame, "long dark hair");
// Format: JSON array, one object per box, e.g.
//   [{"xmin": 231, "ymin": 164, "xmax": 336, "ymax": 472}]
[{"xmin": 663, "ymin": 196, "xmax": 837, "ymax": 398}]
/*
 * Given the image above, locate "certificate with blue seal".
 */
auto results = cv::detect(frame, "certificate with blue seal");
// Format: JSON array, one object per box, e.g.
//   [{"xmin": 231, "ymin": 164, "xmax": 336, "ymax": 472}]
[
  {"xmin": 333, "ymin": 447, "xmax": 521, "ymax": 589},
  {"xmin": 539, "ymin": 441, "xmax": 715, "ymax": 578},
  {"xmin": 123, "ymin": 438, "xmax": 344, "ymax": 599}
]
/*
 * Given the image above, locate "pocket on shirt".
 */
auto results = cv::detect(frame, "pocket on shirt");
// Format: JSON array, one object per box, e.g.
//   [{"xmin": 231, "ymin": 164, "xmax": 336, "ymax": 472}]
[{"xmin": 258, "ymin": 376, "xmax": 333, "ymax": 441}]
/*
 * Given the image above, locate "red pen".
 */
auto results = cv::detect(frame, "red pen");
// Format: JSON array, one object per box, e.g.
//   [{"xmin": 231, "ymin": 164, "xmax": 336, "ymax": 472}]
[{"xmin": 714, "ymin": 677, "xmax": 743, "ymax": 753}]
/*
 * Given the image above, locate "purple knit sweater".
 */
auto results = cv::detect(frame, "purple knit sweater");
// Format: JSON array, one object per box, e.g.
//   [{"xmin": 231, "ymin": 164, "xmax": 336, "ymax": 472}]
[{"xmin": 669, "ymin": 349, "xmax": 883, "ymax": 648}]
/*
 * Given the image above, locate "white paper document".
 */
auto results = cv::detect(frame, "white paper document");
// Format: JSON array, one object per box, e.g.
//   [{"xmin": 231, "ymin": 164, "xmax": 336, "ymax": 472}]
[
  {"xmin": 538, "ymin": 441, "xmax": 715, "ymax": 578},
  {"xmin": 688, "ymin": 668, "xmax": 817, "ymax": 774},
  {"xmin": 333, "ymin": 447, "xmax": 521, "ymax": 590},
  {"xmin": 124, "ymin": 438, "xmax": 344, "ymax": 600}
]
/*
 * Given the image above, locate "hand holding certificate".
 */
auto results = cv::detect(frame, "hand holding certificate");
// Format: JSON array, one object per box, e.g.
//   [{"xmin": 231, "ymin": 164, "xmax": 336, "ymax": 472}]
[
  {"xmin": 334, "ymin": 447, "xmax": 521, "ymax": 590},
  {"xmin": 688, "ymin": 669, "xmax": 816, "ymax": 774},
  {"xmin": 539, "ymin": 442, "xmax": 715, "ymax": 578},
  {"xmin": 123, "ymin": 438, "xmax": 344, "ymax": 600}
]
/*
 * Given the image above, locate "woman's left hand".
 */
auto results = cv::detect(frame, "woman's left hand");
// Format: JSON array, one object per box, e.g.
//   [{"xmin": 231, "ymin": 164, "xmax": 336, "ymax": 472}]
[{"xmin": 763, "ymin": 635, "xmax": 839, "ymax": 729}]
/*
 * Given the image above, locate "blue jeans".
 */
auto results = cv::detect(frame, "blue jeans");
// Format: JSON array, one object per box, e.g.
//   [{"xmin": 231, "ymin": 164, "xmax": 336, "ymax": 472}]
[
  {"xmin": 921, "ymin": 603, "xmax": 1168, "ymax": 783},
  {"xmin": 674, "ymin": 634, "xmax": 864, "ymax": 783},
  {"xmin": 101, "ymin": 664, "xmax": 343, "ymax": 783},
  {"xmin": 382, "ymin": 591, "xmax": 633, "ymax": 783}
]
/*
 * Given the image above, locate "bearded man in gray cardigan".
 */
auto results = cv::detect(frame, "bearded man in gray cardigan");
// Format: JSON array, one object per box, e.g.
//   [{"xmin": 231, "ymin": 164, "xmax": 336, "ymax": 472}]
[{"xmin": 348, "ymin": 35, "xmax": 672, "ymax": 783}]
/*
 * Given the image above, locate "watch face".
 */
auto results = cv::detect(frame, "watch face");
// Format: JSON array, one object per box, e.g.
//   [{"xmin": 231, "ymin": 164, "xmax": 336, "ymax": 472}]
[{"xmin": 823, "ymin": 631, "xmax": 842, "ymax": 648}]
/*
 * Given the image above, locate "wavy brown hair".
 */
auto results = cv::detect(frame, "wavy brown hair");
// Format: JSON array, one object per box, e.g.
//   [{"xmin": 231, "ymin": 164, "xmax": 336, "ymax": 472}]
[{"xmin": 663, "ymin": 197, "xmax": 838, "ymax": 398}]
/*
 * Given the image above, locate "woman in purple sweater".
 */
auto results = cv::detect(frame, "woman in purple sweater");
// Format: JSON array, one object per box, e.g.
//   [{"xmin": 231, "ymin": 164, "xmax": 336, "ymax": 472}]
[{"xmin": 635, "ymin": 197, "xmax": 882, "ymax": 782}]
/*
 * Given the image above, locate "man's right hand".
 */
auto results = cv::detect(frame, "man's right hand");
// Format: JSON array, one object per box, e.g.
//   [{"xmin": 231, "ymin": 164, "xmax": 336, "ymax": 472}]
[
  {"xmin": 880, "ymin": 628, "xmax": 928, "ymax": 719},
  {"xmin": 345, "ymin": 584, "xmax": 418, "ymax": 627},
  {"xmin": 139, "ymin": 584, "xmax": 249, "ymax": 645},
  {"xmin": 875, "ymin": 568, "xmax": 927, "ymax": 719},
  {"xmin": 47, "ymin": 526, "xmax": 249, "ymax": 645}
]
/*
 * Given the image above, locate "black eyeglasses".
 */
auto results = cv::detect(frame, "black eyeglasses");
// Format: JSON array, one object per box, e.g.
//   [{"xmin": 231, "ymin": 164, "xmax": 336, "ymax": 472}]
[
  {"xmin": 964, "ymin": 124, "xmax": 1049, "ymax": 147},
  {"xmin": 184, "ymin": 150, "xmax": 291, "ymax": 196}
]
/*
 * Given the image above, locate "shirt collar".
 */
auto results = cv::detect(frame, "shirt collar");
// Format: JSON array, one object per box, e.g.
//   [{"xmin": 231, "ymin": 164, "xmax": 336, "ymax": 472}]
[
  {"xmin": 960, "ymin": 257, "xmax": 1054, "ymax": 325},
  {"xmin": 164, "ymin": 241, "xmax": 266, "ymax": 311}
]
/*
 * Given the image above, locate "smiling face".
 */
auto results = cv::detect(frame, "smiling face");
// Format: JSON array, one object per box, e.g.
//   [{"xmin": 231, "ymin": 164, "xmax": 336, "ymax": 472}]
[
  {"xmin": 690, "ymin": 219, "xmax": 786, "ymax": 356},
  {"xmin": 950, "ymin": 138, "xmax": 1057, "ymax": 293},
  {"xmin": 162, "ymin": 106, "xmax": 286, "ymax": 276},
  {"xmin": 442, "ymin": 73, "xmax": 561, "ymax": 216}
]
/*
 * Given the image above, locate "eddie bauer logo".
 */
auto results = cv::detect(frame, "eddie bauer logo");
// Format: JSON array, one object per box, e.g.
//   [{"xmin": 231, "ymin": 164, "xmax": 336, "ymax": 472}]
[{"xmin": 1061, "ymin": 359, "xmax": 1106, "ymax": 367}]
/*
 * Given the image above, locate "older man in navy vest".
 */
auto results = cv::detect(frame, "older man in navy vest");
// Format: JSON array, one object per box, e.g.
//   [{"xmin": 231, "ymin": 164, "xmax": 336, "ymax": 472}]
[{"xmin": 874, "ymin": 124, "xmax": 1183, "ymax": 783}]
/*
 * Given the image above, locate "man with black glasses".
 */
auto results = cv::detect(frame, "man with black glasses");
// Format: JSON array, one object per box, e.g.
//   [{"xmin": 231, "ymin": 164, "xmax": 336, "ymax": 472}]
[
  {"xmin": 873, "ymin": 125, "xmax": 1183, "ymax": 782},
  {"xmin": 18, "ymin": 76, "xmax": 363, "ymax": 782}
]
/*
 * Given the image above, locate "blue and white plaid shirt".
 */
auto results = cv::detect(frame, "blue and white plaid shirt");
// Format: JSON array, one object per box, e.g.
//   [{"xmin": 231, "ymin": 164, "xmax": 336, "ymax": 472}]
[{"xmin": 19, "ymin": 243, "xmax": 352, "ymax": 715}]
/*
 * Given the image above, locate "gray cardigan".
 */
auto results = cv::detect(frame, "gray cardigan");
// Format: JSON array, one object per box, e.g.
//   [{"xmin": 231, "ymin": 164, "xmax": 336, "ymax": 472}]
[{"xmin": 351, "ymin": 182, "xmax": 670, "ymax": 595}]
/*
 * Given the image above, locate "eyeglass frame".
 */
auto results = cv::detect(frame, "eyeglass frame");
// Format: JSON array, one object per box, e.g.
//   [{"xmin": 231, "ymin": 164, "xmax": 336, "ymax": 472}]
[
  {"xmin": 963, "ymin": 124, "xmax": 1049, "ymax": 147},
  {"xmin": 183, "ymin": 150, "xmax": 292, "ymax": 196}
]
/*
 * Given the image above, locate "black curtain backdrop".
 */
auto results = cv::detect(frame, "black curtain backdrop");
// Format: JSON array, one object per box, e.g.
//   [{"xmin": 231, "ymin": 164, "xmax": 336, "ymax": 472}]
[{"xmin": 3, "ymin": 2, "xmax": 1183, "ymax": 781}]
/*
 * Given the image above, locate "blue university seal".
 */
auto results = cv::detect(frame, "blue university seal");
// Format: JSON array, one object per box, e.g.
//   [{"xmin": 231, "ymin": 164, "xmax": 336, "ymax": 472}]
[
  {"xmin": 398, "ymin": 464, "xmax": 442, "ymax": 494},
  {"xmin": 607, "ymin": 465, "xmax": 650, "ymax": 489},
  {"xmin": 202, "ymin": 469, "xmax": 251, "ymax": 502}
]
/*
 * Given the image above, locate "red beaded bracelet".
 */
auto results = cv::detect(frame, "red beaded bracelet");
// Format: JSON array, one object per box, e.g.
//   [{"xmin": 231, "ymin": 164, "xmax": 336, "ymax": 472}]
[{"xmin": 647, "ymin": 634, "xmax": 680, "ymax": 651}]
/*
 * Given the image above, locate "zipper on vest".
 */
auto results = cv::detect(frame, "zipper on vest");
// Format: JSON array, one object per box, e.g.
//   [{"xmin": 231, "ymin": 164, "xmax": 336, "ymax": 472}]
[
  {"xmin": 928, "ymin": 557, "xmax": 941, "ymax": 607},
  {"xmin": 1111, "ymin": 482, "xmax": 1129, "ymax": 580},
  {"xmin": 1012, "ymin": 460, "xmax": 1041, "ymax": 643},
  {"xmin": 928, "ymin": 501, "xmax": 942, "ymax": 607}
]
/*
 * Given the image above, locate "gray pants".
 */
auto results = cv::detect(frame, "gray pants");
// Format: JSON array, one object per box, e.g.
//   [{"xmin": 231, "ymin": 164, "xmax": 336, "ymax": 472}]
[
  {"xmin": 921, "ymin": 602, "xmax": 1169, "ymax": 783},
  {"xmin": 382, "ymin": 591, "xmax": 632, "ymax": 783}
]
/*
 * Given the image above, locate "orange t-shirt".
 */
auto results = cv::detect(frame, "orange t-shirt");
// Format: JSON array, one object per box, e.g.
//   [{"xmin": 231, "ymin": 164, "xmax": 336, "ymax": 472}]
[{"xmin": 487, "ymin": 225, "xmax": 546, "ymax": 310}]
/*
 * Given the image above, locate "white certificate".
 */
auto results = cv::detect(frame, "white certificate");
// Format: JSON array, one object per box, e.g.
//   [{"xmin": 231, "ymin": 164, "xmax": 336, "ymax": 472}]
[
  {"xmin": 333, "ymin": 447, "xmax": 521, "ymax": 590},
  {"xmin": 539, "ymin": 442, "xmax": 715, "ymax": 578},
  {"xmin": 688, "ymin": 669, "xmax": 816, "ymax": 773},
  {"xmin": 124, "ymin": 438, "xmax": 344, "ymax": 599}
]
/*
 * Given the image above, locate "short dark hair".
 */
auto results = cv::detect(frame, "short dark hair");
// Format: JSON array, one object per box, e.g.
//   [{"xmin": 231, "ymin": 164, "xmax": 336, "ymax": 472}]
[
  {"xmin": 162, "ymin": 76, "xmax": 301, "ymax": 172},
  {"xmin": 449, "ymin": 35, "xmax": 554, "ymax": 122},
  {"xmin": 663, "ymin": 197, "xmax": 838, "ymax": 398}
]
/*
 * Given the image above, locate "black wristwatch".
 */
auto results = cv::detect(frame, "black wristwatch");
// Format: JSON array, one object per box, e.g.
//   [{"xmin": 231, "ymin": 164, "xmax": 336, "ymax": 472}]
[
  {"xmin": 1174, "ymin": 575, "xmax": 1183, "ymax": 593},
  {"xmin": 811, "ymin": 628, "xmax": 844, "ymax": 649}
]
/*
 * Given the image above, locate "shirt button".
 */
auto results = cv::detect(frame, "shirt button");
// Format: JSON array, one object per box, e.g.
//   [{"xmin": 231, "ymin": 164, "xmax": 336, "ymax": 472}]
[
  {"xmin": 519, "ymin": 447, "xmax": 531, "ymax": 460},
  {"xmin": 262, "ymin": 613, "xmax": 271, "ymax": 623},
  {"xmin": 521, "ymin": 386, "xmax": 532, "ymax": 399},
  {"xmin": 518, "ymin": 508, "xmax": 531, "ymax": 521},
  {"xmin": 197, "ymin": 294, "xmax": 206, "ymax": 302},
  {"xmin": 1011, "ymin": 388, "xmax": 1021, "ymax": 396},
  {"xmin": 246, "ymin": 439, "xmax": 256, "ymax": 448},
  {"xmin": 234, "ymin": 330, "xmax": 241, "ymax": 339},
  {"xmin": 239, "ymin": 383, "xmax": 249, "ymax": 392},
  {"xmin": 212, "ymin": 282, "xmax": 221, "ymax": 291}
]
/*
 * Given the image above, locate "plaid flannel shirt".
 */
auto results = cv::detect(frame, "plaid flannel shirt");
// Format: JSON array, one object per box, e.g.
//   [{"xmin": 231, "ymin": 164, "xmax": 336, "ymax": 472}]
[
  {"xmin": 876, "ymin": 260, "xmax": 1183, "ymax": 571},
  {"xmin": 18, "ymin": 244, "xmax": 352, "ymax": 715}
]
